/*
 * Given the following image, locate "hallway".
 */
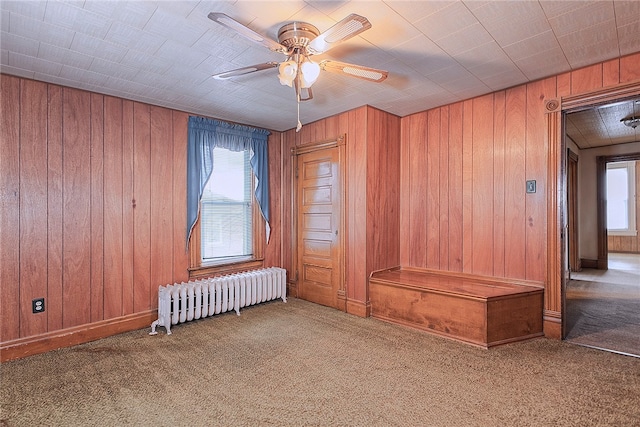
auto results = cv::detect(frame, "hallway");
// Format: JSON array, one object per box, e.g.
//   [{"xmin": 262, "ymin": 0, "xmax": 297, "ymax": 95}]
[{"xmin": 566, "ymin": 253, "xmax": 640, "ymax": 358}]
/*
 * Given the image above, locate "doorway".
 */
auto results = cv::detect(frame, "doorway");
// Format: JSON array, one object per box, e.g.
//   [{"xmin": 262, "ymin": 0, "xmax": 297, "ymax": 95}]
[
  {"xmin": 293, "ymin": 138, "xmax": 346, "ymax": 311},
  {"xmin": 562, "ymin": 104, "xmax": 640, "ymax": 357}
]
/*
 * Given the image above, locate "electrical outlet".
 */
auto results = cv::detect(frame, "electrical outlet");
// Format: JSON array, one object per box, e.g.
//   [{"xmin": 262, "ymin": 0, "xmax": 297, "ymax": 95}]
[{"xmin": 32, "ymin": 298, "xmax": 45, "ymax": 314}]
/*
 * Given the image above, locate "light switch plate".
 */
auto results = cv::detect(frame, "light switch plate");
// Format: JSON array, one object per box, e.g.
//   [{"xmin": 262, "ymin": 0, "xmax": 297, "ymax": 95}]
[{"xmin": 526, "ymin": 180, "xmax": 536, "ymax": 193}]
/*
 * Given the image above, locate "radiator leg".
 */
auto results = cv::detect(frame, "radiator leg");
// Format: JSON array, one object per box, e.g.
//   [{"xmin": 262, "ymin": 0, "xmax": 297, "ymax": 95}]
[{"xmin": 149, "ymin": 320, "xmax": 159, "ymax": 335}]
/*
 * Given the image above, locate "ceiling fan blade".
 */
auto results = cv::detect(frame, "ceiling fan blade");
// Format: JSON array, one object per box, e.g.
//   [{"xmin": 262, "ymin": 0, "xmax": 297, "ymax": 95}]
[
  {"xmin": 307, "ymin": 14, "xmax": 372, "ymax": 55},
  {"xmin": 319, "ymin": 60, "xmax": 388, "ymax": 83},
  {"xmin": 208, "ymin": 12, "xmax": 288, "ymax": 54},
  {"xmin": 212, "ymin": 62, "xmax": 279, "ymax": 80}
]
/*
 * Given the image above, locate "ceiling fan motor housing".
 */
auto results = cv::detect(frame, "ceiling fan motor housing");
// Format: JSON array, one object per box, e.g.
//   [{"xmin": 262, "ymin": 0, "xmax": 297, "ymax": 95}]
[{"xmin": 278, "ymin": 22, "xmax": 320, "ymax": 50}]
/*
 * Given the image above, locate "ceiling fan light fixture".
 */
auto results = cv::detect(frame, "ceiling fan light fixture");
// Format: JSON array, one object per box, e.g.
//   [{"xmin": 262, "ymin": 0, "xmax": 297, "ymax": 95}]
[
  {"xmin": 621, "ymin": 116, "xmax": 640, "ymax": 129},
  {"xmin": 300, "ymin": 60, "xmax": 320, "ymax": 88},
  {"xmin": 278, "ymin": 60, "xmax": 297, "ymax": 87}
]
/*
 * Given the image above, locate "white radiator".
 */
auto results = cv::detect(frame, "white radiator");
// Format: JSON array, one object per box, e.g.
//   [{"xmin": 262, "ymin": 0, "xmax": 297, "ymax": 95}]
[{"xmin": 149, "ymin": 267, "xmax": 287, "ymax": 335}]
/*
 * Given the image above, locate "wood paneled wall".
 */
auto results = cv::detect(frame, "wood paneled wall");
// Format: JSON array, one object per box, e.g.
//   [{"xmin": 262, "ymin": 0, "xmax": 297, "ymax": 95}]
[
  {"xmin": 1, "ymin": 75, "xmax": 189, "ymax": 343},
  {"xmin": 0, "ymin": 75, "xmax": 283, "ymax": 351},
  {"xmin": 400, "ymin": 85, "xmax": 551, "ymax": 282},
  {"xmin": 281, "ymin": 106, "xmax": 400, "ymax": 314},
  {"xmin": 400, "ymin": 53, "xmax": 640, "ymax": 287},
  {"xmin": 608, "ymin": 160, "xmax": 640, "ymax": 253}
]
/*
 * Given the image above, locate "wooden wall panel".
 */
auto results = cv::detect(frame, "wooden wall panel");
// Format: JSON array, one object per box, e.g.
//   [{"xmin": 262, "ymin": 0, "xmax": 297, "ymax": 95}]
[
  {"xmin": 172, "ymin": 111, "xmax": 190, "ymax": 283},
  {"xmin": 620, "ymin": 52, "xmax": 640, "ymax": 82},
  {"xmin": 150, "ymin": 106, "xmax": 174, "ymax": 306},
  {"xmin": 439, "ymin": 106, "xmax": 450, "ymax": 270},
  {"xmin": 493, "ymin": 91, "xmax": 506, "ymax": 277},
  {"xmin": 571, "ymin": 64, "xmax": 602, "ymax": 95},
  {"xmin": 62, "ymin": 87, "xmax": 92, "ymax": 328},
  {"xmin": 472, "ymin": 94, "xmax": 494, "ymax": 276},
  {"xmin": 47, "ymin": 85, "xmax": 64, "ymax": 331},
  {"xmin": 366, "ymin": 107, "xmax": 400, "ymax": 273},
  {"xmin": 122, "ymin": 100, "xmax": 135, "ymax": 315},
  {"xmin": 103, "ymin": 96, "xmax": 124, "ymax": 319},
  {"xmin": 399, "ymin": 109, "xmax": 411, "ymax": 266},
  {"xmin": 90, "ymin": 94, "xmax": 105, "ymax": 322},
  {"xmin": 504, "ymin": 86, "xmax": 527, "ymax": 279},
  {"xmin": 264, "ymin": 131, "xmax": 283, "ymax": 268},
  {"xmin": 347, "ymin": 107, "xmax": 367, "ymax": 302},
  {"xmin": 133, "ymin": 103, "xmax": 152, "ymax": 312},
  {"xmin": 525, "ymin": 78, "xmax": 556, "ymax": 282},
  {"xmin": 281, "ymin": 129, "xmax": 296, "ymax": 282},
  {"xmin": 426, "ymin": 109, "xmax": 440, "ymax": 269},
  {"xmin": 602, "ymin": 58, "xmax": 620, "ymax": 87},
  {"xmin": 462, "ymin": 100, "xmax": 474, "ymax": 273},
  {"xmin": 1, "ymin": 75, "xmax": 21, "ymax": 342},
  {"xmin": 447, "ymin": 103, "xmax": 463, "ymax": 272},
  {"xmin": 19, "ymin": 80, "xmax": 49, "ymax": 337},
  {"xmin": 408, "ymin": 113, "xmax": 428, "ymax": 268}
]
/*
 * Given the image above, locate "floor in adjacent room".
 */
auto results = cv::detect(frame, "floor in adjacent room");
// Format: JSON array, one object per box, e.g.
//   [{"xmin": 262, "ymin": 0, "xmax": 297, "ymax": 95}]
[{"xmin": 566, "ymin": 252, "xmax": 640, "ymax": 358}]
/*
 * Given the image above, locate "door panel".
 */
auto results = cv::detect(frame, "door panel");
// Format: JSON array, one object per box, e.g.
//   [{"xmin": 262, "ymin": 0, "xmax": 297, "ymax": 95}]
[{"xmin": 297, "ymin": 147, "xmax": 342, "ymax": 309}]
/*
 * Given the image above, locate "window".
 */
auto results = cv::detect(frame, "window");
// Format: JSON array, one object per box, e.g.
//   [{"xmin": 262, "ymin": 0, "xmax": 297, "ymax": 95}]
[
  {"xmin": 200, "ymin": 147, "xmax": 253, "ymax": 262},
  {"xmin": 606, "ymin": 161, "xmax": 637, "ymax": 236},
  {"xmin": 186, "ymin": 116, "xmax": 270, "ymax": 277}
]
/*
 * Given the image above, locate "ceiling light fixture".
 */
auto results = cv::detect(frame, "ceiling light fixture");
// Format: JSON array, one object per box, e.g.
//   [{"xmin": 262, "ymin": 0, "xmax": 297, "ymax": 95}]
[
  {"xmin": 620, "ymin": 115, "xmax": 640, "ymax": 129},
  {"xmin": 208, "ymin": 13, "xmax": 387, "ymax": 132}
]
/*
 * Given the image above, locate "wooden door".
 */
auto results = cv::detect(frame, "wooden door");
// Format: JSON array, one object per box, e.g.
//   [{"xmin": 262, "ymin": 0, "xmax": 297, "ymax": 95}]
[
  {"xmin": 567, "ymin": 149, "xmax": 579, "ymax": 275},
  {"xmin": 296, "ymin": 145, "xmax": 343, "ymax": 309}
]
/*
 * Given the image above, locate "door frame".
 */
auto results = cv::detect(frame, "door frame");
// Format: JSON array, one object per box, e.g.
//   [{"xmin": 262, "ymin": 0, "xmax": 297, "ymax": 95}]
[
  {"xmin": 291, "ymin": 135, "xmax": 347, "ymax": 310},
  {"xmin": 567, "ymin": 148, "xmax": 579, "ymax": 275},
  {"xmin": 545, "ymin": 81, "xmax": 640, "ymax": 339}
]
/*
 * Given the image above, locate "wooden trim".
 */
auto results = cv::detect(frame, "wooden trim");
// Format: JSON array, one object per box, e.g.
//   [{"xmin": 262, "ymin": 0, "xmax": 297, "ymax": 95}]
[
  {"xmin": 1, "ymin": 310, "xmax": 157, "ymax": 362},
  {"xmin": 543, "ymin": 310, "xmax": 562, "ymax": 339},
  {"xmin": 188, "ymin": 259, "xmax": 264, "ymax": 280},
  {"xmin": 568, "ymin": 149, "xmax": 580, "ymax": 272},
  {"xmin": 546, "ymin": 110, "xmax": 563, "ymax": 336},
  {"xmin": 401, "ymin": 266, "xmax": 545, "ymax": 289},
  {"xmin": 580, "ymin": 258, "xmax": 599, "ymax": 269},
  {"xmin": 346, "ymin": 298, "xmax": 371, "ymax": 317},
  {"xmin": 291, "ymin": 135, "xmax": 346, "ymax": 155},
  {"xmin": 546, "ymin": 81, "xmax": 640, "ymax": 340},
  {"xmin": 562, "ymin": 80, "xmax": 640, "ymax": 112},
  {"xmin": 596, "ymin": 156, "xmax": 609, "ymax": 270}
]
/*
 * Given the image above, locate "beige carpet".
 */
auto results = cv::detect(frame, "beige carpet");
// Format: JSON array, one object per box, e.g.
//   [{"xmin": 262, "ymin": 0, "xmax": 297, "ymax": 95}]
[{"xmin": 1, "ymin": 298, "xmax": 639, "ymax": 427}]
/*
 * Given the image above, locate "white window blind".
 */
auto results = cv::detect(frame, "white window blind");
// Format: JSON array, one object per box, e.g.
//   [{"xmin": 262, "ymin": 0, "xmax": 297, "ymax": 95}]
[{"xmin": 200, "ymin": 147, "xmax": 253, "ymax": 261}]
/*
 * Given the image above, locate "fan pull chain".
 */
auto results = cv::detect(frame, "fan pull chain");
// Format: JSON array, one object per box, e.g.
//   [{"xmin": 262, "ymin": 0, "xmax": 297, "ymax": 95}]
[{"xmin": 296, "ymin": 87, "xmax": 302, "ymax": 132}]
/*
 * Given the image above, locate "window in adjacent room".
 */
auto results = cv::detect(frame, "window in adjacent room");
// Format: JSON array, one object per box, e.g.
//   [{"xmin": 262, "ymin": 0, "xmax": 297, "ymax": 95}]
[{"xmin": 606, "ymin": 161, "xmax": 637, "ymax": 236}]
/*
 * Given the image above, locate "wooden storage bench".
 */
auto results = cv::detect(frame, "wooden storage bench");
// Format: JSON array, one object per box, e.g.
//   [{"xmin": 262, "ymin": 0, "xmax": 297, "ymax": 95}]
[{"xmin": 369, "ymin": 267, "xmax": 544, "ymax": 348}]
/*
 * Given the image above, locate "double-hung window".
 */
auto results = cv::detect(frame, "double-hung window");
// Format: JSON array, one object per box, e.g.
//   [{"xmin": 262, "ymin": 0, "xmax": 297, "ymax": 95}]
[
  {"xmin": 606, "ymin": 161, "xmax": 637, "ymax": 236},
  {"xmin": 186, "ymin": 117, "xmax": 270, "ymax": 276},
  {"xmin": 200, "ymin": 147, "xmax": 253, "ymax": 262}
]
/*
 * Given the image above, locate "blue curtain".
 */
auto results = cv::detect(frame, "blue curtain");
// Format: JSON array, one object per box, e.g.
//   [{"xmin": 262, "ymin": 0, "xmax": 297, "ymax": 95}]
[{"xmin": 186, "ymin": 116, "xmax": 270, "ymax": 245}]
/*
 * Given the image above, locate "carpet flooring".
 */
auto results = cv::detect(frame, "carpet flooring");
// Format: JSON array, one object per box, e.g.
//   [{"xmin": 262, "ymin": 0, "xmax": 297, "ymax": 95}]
[
  {"xmin": 566, "ymin": 279, "xmax": 640, "ymax": 357},
  {"xmin": 1, "ymin": 298, "xmax": 639, "ymax": 427}
]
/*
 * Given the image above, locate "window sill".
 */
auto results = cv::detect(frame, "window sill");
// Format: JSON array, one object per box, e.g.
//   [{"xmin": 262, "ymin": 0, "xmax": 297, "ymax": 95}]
[
  {"xmin": 188, "ymin": 258, "xmax": 264, "ymax": 280},
  {"xmin": 608, "ymin": 230, "xmax": 638, "ymax": 237}
]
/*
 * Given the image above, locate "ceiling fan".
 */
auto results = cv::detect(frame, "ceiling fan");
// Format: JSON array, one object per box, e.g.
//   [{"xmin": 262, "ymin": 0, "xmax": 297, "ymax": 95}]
[{"xmin": 208, "ymin": 12, "xmax": 389, "ymax": 130}]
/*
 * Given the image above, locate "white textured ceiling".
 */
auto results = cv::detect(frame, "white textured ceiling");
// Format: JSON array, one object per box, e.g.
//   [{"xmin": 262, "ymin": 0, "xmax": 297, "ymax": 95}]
[{"xmin": 1, "ymin": 0, "xmax": 640, "ymax": 132}]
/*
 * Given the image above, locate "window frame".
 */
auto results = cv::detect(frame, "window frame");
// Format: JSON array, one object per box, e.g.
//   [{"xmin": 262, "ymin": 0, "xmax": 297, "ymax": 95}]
[
  {"xmin": 606, "ymin": 161, "xmax": 637, "ymax": 237},
  {"xmin": 188, "ymin": 155, "xmax": 265, "ymax": 280}
]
